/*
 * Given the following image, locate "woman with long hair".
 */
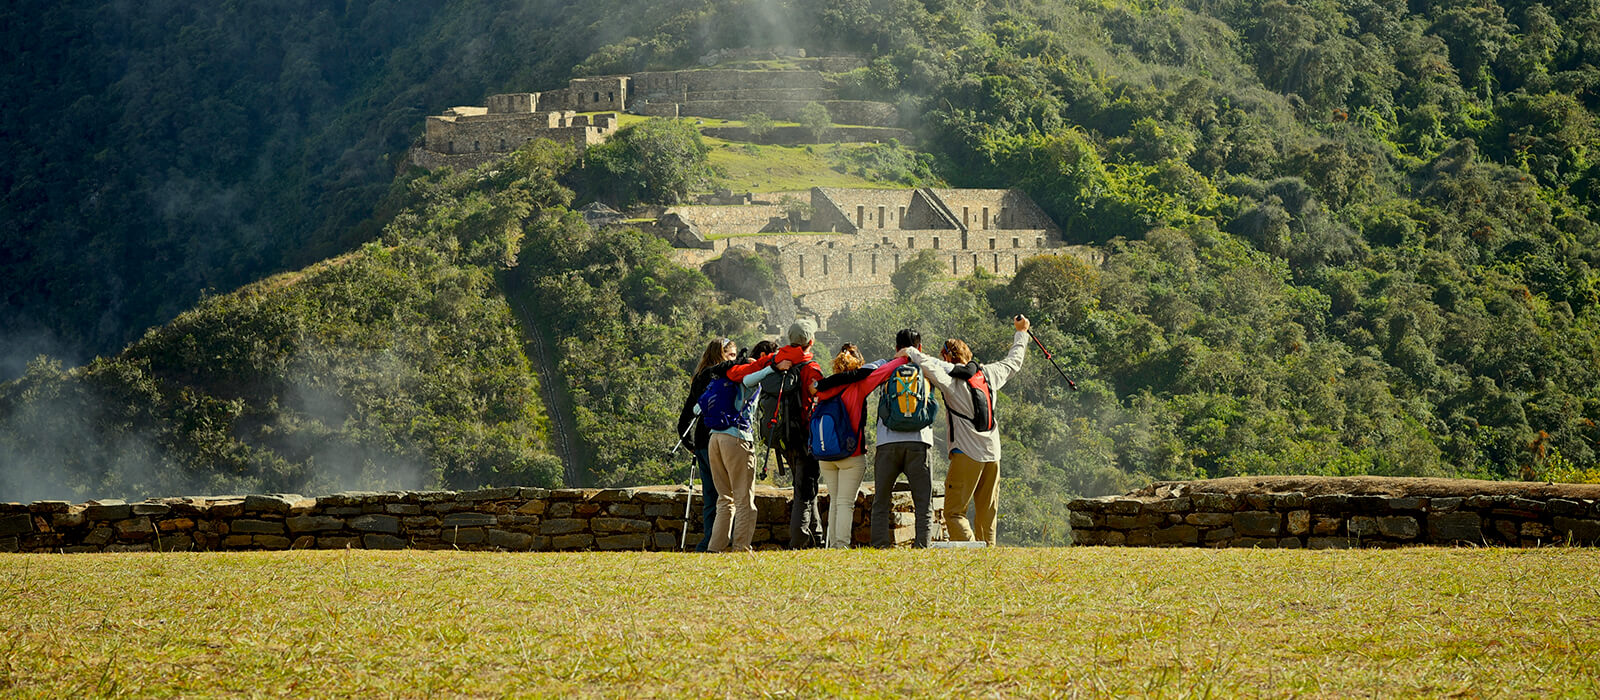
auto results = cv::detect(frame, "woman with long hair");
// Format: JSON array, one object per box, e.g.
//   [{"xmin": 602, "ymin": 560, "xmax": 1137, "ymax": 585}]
[
  {"xmin": 678, "ymin": 337, "xmax": 735, "ymax": 551},
  {"xmin": 809, "ymin": 343, "xmax": 910, "ymax": 548}
]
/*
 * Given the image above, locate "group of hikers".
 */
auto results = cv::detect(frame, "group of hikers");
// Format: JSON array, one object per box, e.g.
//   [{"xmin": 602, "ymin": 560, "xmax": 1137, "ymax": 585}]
[{"xmin": 675, "ymin": 315, "xmax": 1033, "ymax": 552}]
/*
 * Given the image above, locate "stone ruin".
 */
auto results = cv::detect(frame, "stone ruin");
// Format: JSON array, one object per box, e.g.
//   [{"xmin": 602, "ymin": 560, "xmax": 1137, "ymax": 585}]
[{"xmin": 656, "ymin": 187, "xmax": 1101, "ymax": 329}]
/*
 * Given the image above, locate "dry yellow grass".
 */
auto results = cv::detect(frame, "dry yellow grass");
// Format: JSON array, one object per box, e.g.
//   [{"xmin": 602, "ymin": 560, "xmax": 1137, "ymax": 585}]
[{"xmin": 2, "ymin": 547, "xmax": 1598, "ymax": 697}]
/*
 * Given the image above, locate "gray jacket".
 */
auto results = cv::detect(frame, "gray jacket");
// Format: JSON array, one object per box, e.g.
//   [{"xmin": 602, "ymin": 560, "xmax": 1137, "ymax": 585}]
[{"xmin": 905, "ymin": 331, "xmax": 1029, "ymax": 462}]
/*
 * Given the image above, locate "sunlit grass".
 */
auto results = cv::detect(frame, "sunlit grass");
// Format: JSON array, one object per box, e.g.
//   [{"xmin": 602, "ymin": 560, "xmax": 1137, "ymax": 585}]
[{"xmin": 3, "ymin": 548, "xmax": 1598, "ymax": 697}]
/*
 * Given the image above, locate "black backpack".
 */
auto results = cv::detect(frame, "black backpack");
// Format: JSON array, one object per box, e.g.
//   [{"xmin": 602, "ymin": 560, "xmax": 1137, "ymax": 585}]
[{"xmin": 756, "ymin": 362, "xmax": 814, "ymax": 453}]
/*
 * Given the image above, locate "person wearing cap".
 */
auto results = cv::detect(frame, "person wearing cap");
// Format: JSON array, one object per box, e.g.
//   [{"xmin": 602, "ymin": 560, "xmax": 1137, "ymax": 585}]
[
  {"xmin": 772, "ymin": 320, "xmax": 825, "ymax": 548},
  {"xmin": 904, "ymin": 315, "xmax": 1031, "ymax": 545}
]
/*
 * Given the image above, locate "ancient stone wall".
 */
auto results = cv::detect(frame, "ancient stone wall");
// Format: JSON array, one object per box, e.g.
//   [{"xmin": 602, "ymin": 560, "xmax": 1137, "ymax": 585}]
[
  {"xmin": 926, "ymin": 189, "xmax": 1059, "ymax": 233},
  {"xmin": 1, "ymin": 484, "xmax": 943, "ymax": 554},
  {"xmin": 1068, "ymin": 479, "xmax": 1600, "ymax": 548}
]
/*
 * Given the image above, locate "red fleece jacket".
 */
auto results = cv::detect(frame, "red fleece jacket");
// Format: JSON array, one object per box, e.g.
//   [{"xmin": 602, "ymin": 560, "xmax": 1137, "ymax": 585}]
[
  {"xmin": 735, "ymin": 345, "xmax": 824, "ymax": 419},
  {"xmin": 812, "ymin": 357, "xmax": 909, "ymax": 458}
]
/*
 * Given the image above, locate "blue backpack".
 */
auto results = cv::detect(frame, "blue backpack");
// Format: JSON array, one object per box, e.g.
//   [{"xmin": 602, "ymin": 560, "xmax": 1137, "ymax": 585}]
[
  {"xmin": 698, "ymin": 375, "xmax": 754, "ymax": 432},
  {"xmin": 808, "ymin": 394, "xmax": 862, "ymax": 461}
]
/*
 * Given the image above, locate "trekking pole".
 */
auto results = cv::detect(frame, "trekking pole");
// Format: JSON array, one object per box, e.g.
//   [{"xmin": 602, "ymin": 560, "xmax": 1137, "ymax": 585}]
[
  {"xmin": 1024, "ymin": 326, "xmax": 1079, "ymax": 391},
  {"xmin": 674, "ymin": 416, "xmax": 699, "ymax": 550}
]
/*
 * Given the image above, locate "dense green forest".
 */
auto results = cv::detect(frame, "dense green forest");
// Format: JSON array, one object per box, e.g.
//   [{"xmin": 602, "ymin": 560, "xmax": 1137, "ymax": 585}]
[{"xmin": 4, "ymin": 0, "xmax": 1600, "ymax": 542}]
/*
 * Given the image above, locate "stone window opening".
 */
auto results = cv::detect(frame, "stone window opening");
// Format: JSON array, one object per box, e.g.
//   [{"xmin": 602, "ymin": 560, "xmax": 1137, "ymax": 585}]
[
  {"xmin": 1013, "ymin": 254, "xmax": 1019, "ymax": 271},
  {"xmin": 823, "ymin": 255, "xmax": 829, "ymax": 275},
  {"xmin": 593, "ymin": 91, "xmax": 600, "ymax": 103},
  {"xmin": 473, "ymin": 140, "xmax": 480, "ymax": 152},
  {"xmin": 989, "ymin": 238, "xmax": 996, "ymax": 250},
  {"xmin": 856, "ymin": 206, "xmax": 864, "ymax": 228},
  {"xmin": 500, "ymin": 139, "xmax": 507, "ymax": 150},
  {"xmin": 608, "ymin": 91, "xmax": 614, "ymax": 102},
  {"xmin": 951, "ymin": 256, "xmax": 958, "ymax": 274},
  {"xmin": 871, "ymin": 253, "xmax": 877, "ymax": 275},
  {"xmin": 962, "ymin": 206, "xmax": 969, "ymax": 227},
  {"xmin": 878, "ymin": 206, "xmax": 885, "ymax": 229},
  {"xmin": 799, "ymin": 255, "xmax": 805, "ymax": 277},
  {"xmin": 933, "ymin": 237, "xmax": 940, "ymax": 250},
  {"xmin": 882, "ymin": 236, "xmax": 889, "ymax": 244},
  {"xmin": 1036, "ymin": 236, "xmax": 1044, "ymax": 247},
  {"xmin": 993, "ymin": 253, "xmax": 1000, "ymax": 272},
  {"xmin": 899, "ymin": 206, "xmax": 906, "ymax": 223},
  {"xmin": 907, "ymin": 237, "xmax": 914, "ymax": 249},
  {"xmin": 1013, "ymin": 237, "xmax": 1020, "ymax": 248},
  {"xmin": 848, "ymin": 253, "xmax": 854, "ymax": 274},
  {"xmin": 447, "ymin": 141, "xmax": 454, "ymax": 154},
  {"xmin": 982, "ymin": 207, "xmax": 990, "ymax": 230},
  {"xmin": 894, "ymin": 253, "xmax": 901, "ymax": 270}
]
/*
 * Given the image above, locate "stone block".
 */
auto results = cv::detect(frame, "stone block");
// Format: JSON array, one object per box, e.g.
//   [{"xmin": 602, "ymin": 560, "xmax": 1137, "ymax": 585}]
[
  {"xmin": 1277, "ymin": 537, "xmax": 1303, "ymax": 549},
  {"xmin": 52, "ymin": 511, "xmax": 87, "ymax": 529},
  {"xmin": 1348, "ymin": 496, "xmax": 1388, "ymax": 512},
  {"xmin": 1274, "ymin": 492, "xmax": 1307, "ymax": 509},
  {"xmin": 0, "ymin": 513, "xmax": 33, "ymax": 537},
  {"xmin": 1385, "ymin": 498, "xmax": 1425, "ymax": 511},
  {"xmin": 401, "ymin": 516, "xmax": 440, "ymax": 529},
  {"xmin": 223, "ymin": 534, "xmax": 254, "ymax": 547},
  {"xmin": 547, "ymin": 502, "xmax": 576, "ymax": 518},
  {"xmin": 460, "ymin": 487, "xmax": 521, "ymax": 502},
  {"xmin": 1073, "ymin": 529, "xmax": 1125, "ymax": 546},
  {"xmin": 635, "ymin": 490, "xmax": 682, "ymax": 505},
  {"xmin": 1143, "ymin": 498, "xmax": 1191, "ymax": 514},
  {"xmin": 114, "ymin": 519, "xmax": 155, "ymax": 539},
  {"xmin": 1110, "ymin": 499, "xmax": 1142, "ymax": 514},
  {"xmin": 286, "ymin": 515, "xmax": 345, "ymax": 533},
  {"xmin": 323, "ymin": 506, "xmax": 363, "ymax": 516},
  {"xmin": 575, "ymin": 503, "xmax": 602, "ymax": 516},
  {"xmin": 1492, "ymin": 519, "xmax": 1519, "ymax": 543},
  {"xmin": 1185, "ymin": 512, "xmax": 1231, "ymax": 527},
  {"xmin": 653, "ymin": 532, "xmax": 679, "ymax": 550},
  {"xmin": 85, "ymin": 500, "xmax": 131, "ymax": 521},
  {"xmin": 442, "ymin": 527, "xmax": 485, "ymax": 545},
  {"xmin": 291, "ymin": 535, "xmax": 315, "ymax": 549},
  {"xmin": 1106, "ymin": 514, "xmax": 1162, "ymax": 530},
  {"xmin": 594, "ymin": 488, "xmax": 638, "ymax": 502},
  {"xmin": 21, "ymin": 533, "xmax": 62, "ymax": 550},
  {"xmin": 1520, "ymin": 522, "xmax": 1553, "ymax": 539},
  {"xmin": 350, "ymin": 515, "xmax": 400, "ymax": 534},
  {"xmin": 105, "ymin": 543, "xmax": 152, "ymax": 553},
  {"xmin": 596, "ymin": 534, "xmax": 648, "ymax": 550},
  {"xmin": 540, "ymin": 518, "xmax": 589, "ymax": 535},
  {"xmin": 28, "ymin": 501, "xmax": 70, "ymax": 514},
  {"xmin": 0, "ymin": 537, "xmax": 17, "ymax": 552},
  {"xmin": 608, "ymin": 503, "xmax": 643, "ymax": 517},
  {"xmin": 1069, "ymin": 511, "xmax": 1095, "ymax": 529},
  {"xmin": 1152, "ymin": 525, "xmax": 1199, "ymax": 545},
  {"xmin": 1067, "ymin": 498, "xmax": 1111, "ymax": 513},
  {"xmin": 441, "ymin": 513, "xmax": 497, "ymax": 528},
  {"xmin": 385, "ymin": 504, "xmax": 423, "ymax": 516},
  {"xmin": 243, "ymin": 494, "xmax": 303, "ymax": 514},
  {"xmin": 1429, "ymin": 497, "xmax": 1464, "ymax": 513},
  {"xmin": 1308, "ymin": 537, "xmax": 1355, "ymax": 550},
  {"xmin": 516, "ymin": 501, "xmax": 548, "ymax": 516},
  {"xmin": 1234, "ymin": 511, "xmax": 1281, "ymax": 537},
  {"xmin": 1428, "ymin": 512, "xmax": 1483, "ymax": 543},
  {"xmin": 317, "ymin": 536, "xmax": 360, "ymax": 549},
  {"xmin": 131, "ymin": 503, "xmax": 171, "ymax": 517},
  {"xmin": 1193, "ymin": 494, "xmax": 1238, "ymax": 512},
  {"xmin": 549, "ymin": 488, "xmax": 595, "ymax": 500},
  {"xmin": 1243, "ymin": 494, "xmax": 1274, "ymax": 510},
  {"xmin": 519, "ymin": 487, "xmax": 550, "ymax": 500},
  {"xmin": 209, "ymin": 501, "xmax": 245, "ymax": 518},
  {"xmin": 1286, "ymin": 510, "xmax": 1310, "ymax": 536},
  {"xmin": 1348, "ymin": 516, "xmax": 1378, "ymax": 538},
  {"xmin": 231, "ymin": 519, "xmax": 287, "ymax": 535},
  {"xmin": 1553, "ymin": 517, "xmax": 1600, "ymax": 545},
  {"xmin": 413, "ymin": 491, "xmax": 456, "ymax": 503},
  {"xmin": 1547, "ymin": 499, "xmax": 1586, "ymax": 516},
  {"xmin": 253, "ymin": 535, "xmax": 292, "ymax": 549},
  {"xmin": 85, "ymin": 527, "xmax": 114, "ymax": 546},
  {"xmin": 1377, "ymin": 516, "xmax": 1419, "ymax": 540},
  {"xmin": 592, "ymin": 517, "xmax": 652, "ymax": 533},
  {"xmin": 1312, "ymin": 516, "xmax": 1343, "ymax": 536},
  {"xmin": 1307, "ymin": 494, "xmax": 1347, "ymax": 512},
  {"xmin": 362, "ymin": 534, "xmax": 407, "ymax": 550},
  {"xmin": 1125, "ymin": 529, "xmax": 1154, "ymax": 546},
  {"xmin": 486, "ymin": 529, "xmax": 535, "ymax": 550},
  {"xmin": 1204, "ymin": 527, "xmax": 1235, "ymax": 542},
  {"xmin": 552, "ymin": 534, "xmax": 595, "ymax": 550},
  {"xmin": 1234, "ymin": 537, "xmax": 1276, "ymax": 548}
]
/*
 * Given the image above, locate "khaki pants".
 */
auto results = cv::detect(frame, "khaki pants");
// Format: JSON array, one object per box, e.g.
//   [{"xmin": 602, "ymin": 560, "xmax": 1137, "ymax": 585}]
[
  {"xmin": 944, "ymin": 452, "xmax": 999, "ymax": 545},
  {"xmin": 708, "ymin": 433, "xmax": 757, "ymax": 552},
  {"xmin": 818, "ymin": 454, "xmax": 866, "ymax": 549}
]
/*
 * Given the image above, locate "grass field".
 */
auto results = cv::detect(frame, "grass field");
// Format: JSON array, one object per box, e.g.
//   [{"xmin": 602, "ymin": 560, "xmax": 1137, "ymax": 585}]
[{"xmin": 3, "ymin": 548, "xmax": 1598, "ymax": 697}]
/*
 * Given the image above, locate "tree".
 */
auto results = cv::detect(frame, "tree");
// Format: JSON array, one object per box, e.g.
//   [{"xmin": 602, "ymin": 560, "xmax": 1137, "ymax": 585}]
[
  {"xmin": 742, "ymin": 112, "xmax": 775, "ymax": 141},
  {"xmin": 799, "ymin": 102, "xmax": 832, "ymax": 143},
  {"xmin": 580, "ymin": 119, "xmax": 718, "ymax": 206}
]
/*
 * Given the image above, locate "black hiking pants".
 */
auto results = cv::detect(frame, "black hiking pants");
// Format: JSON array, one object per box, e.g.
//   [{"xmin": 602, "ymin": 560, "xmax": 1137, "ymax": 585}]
[
  {"xmin": 786, "ymin": 446, "xmax": 823, "ymax": 549},
  {"xmin": 870, "ymin": 442, "xmax": 933, "ymax": 548}
]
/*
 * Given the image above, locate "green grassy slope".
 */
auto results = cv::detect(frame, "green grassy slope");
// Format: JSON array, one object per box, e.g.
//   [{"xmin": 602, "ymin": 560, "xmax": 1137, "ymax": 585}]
[{"xmin": 3, "ymin": 548, "xmax": 1597, "ymax": 696}]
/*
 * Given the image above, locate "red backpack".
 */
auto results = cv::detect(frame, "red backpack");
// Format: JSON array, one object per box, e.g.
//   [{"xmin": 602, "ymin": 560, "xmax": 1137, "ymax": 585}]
[{"xmin": 945, "ymin": 362, "xmax": 994, "ymax": 432}]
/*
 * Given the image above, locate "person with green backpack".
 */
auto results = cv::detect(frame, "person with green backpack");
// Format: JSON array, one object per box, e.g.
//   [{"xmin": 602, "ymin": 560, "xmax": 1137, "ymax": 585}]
[{"xmin": 869, "ymin": 328, "xmax": 940, "ymax": 548}]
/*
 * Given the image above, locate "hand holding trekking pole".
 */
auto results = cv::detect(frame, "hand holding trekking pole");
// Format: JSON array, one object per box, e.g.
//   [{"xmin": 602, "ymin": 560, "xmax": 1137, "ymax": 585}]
[
  {"xmin": 1016, "ymin": 315, "xmax": 1079, "ymax": 391},
  {"xmin": 669, "ymin": 415, "xmax": 699, "ymax": 458}
]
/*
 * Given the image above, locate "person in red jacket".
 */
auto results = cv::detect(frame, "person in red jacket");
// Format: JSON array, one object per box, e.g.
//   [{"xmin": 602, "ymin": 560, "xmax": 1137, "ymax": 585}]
[
  {"xmin": 810, "ymin": 344, "xmax": 910, "ymax": 548},
  {"xmin": 774, "ymin": 322, "xmax": 825, "ymax": 548}
]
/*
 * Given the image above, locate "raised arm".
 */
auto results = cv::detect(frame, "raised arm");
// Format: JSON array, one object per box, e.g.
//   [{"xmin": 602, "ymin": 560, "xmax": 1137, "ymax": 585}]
[
  {"xmin": 985, "ymin": 317, "xmax": 1032, "ymax": 391},
  {"xmin": 904, "ymin": 347, "xmax": 957, "ymax": 394}
]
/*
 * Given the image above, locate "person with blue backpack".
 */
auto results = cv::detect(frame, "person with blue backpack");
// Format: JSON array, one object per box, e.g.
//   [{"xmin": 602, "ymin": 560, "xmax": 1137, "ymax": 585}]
[
  {"xmin": 869, "ymin": 328, "xmax": 940, "ymax": 548},
  {"xmin": 677, "ymin": 337, "xmax": 736, "ymax": 551},
  {"xmin": 904, "ymin": 315, "xmax": 1032, "ymax": 546},
  {"xmin": 808, "ymin": 343, "xmax": 911, "ymax": 549},
  {"xmin": 697, "ymin": 344, "xmax": 789, "ymax": 553}
]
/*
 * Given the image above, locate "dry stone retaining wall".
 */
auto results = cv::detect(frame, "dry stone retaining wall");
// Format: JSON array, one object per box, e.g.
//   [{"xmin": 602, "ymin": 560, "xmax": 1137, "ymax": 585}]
[
  {"xmin": 0, "ymin": 485, "xmax": 939, "ymax": 554},
  {"xmin": 1069, "ymin": 480, "xmax": 1600, "ymax": 548}
]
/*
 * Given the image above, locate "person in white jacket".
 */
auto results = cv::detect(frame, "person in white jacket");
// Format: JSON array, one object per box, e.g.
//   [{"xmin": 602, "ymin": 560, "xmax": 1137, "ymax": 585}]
[{"xmin": 904, "ymin": 315, "xmax": 1030, "ymax": 545}]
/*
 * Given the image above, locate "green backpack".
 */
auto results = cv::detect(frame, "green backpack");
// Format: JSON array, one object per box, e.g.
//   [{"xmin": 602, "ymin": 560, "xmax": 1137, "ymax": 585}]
[{"xmin": 878, "ymin": 364, "xmax": 938, "ymax": 431}]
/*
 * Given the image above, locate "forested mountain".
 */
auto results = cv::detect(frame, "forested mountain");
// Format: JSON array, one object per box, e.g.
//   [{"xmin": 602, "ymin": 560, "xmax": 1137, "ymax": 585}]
[{"xmin": 3, "ymin": 0, "xmax": 1599, "ymax": 542}]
